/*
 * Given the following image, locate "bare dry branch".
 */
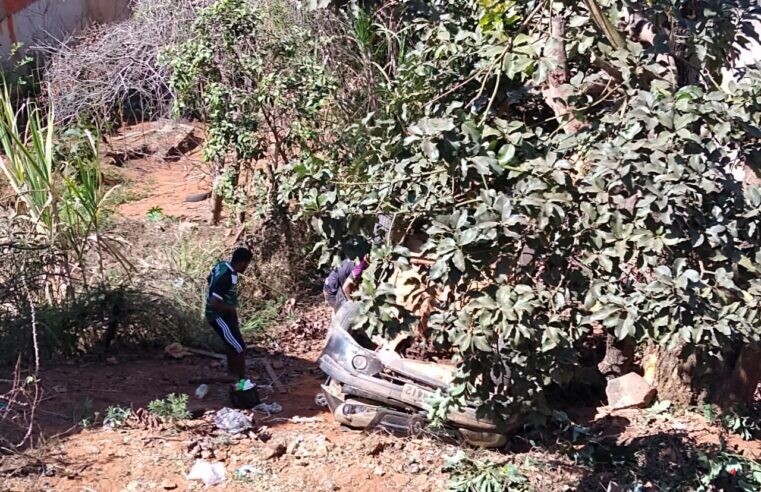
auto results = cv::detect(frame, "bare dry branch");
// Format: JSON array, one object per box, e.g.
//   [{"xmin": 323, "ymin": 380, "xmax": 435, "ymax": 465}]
[{"xmin": 35, "ymin": 0, "xmax": 214, "ymax": 125}]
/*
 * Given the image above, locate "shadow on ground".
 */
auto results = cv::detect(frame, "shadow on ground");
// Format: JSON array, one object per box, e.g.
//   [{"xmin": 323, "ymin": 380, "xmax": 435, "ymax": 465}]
[{"xmin": 16, "ymin": 350, "xmax": 327, "ymax": 442}]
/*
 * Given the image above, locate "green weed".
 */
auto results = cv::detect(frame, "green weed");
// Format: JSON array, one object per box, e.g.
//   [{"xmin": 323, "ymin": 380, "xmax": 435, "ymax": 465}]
[
  {"xmin": 240, "ymin": 298, "xmax": 282, "ymax": 335},
  {"xmin": 72, "ymin": 396, "xmax": 96, "ymax": 428},
  {"xmin": 701, "ymin": 403, "xmax": 719, "ymax": 423},
  {"xmin": 103, "ymin": 405, "xmax": 132, "ymax": 428},
  {"xmin": 700, "ymin": 403, "xmax": 760, "ymax": 441},
  {"xmin": 147, "ymin": 393, "xmax": 191, "ymax": 422},
  {"xmin": 721, "ymin": 405, "xmax": 761, "ymax": 441},
  {"xmin": 444, "ymin": 451, "xmax": 529, "ymax": 492},
  {"xmin": 146, "ymin": 206, "xmax": 166, "ymax": 222},
  {"xmin": 698, "ymin": 450, "xmax": 761, "ymax": 492}
]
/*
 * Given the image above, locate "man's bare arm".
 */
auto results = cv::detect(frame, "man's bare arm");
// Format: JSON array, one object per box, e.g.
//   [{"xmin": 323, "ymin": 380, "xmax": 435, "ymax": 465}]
[{"xmin": 342, "ymin": 276, "xmax": 358, "ymax": 296}]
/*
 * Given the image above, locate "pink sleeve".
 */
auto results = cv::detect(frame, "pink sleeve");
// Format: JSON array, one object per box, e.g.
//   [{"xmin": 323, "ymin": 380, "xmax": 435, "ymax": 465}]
[{"xmin": 351, "ymin": 260, "xmax": 368, "ymax": 279}]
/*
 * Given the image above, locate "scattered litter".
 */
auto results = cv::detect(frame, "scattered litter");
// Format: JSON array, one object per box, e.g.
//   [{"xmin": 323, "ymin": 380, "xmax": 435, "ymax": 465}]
[
  {"xmin": 313, "ymin": 435, "xmax": 330, "ymax": 457},
  {"xmin": 235, "ymin": 465, "xmax": 264, "ymax": 479},
  {"xmin": 289, "ymin": 416, "xmax": 324, "ymax": 424},
  {"xmin": 160, "ymin": 479, "xmax": 177, "ymax": 490},
  {"xmin": 254, "ymin": 402, "xmax": 283, "ymax": 415},
  {"xmin": 187, "ymin": 460, "xmax": 226, "ymax": 486},
  {"xmin": 213, "ymin": 407, "xmax": 252, "ymax": 434},
  {"xmin": 282, "ymin": 297, "xmax": 296, "ymax": 313},
  {"xmin": 672, "ymin": 421, "xmax": 689, "ymax": 431},
  {"xmin": 195, "ymin": 384, "xmax": 209, "ymax": 400}
]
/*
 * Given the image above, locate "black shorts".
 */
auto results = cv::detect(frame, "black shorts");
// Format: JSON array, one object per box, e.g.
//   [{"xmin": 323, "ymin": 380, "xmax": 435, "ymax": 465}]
[{"xmin": 208, "ymin": 314, "xmax": 246, "ymax": 354}]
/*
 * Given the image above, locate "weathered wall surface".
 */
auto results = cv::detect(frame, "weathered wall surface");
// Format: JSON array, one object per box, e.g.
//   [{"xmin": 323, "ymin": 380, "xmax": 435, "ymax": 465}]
[{"xmin": 0, "ymin": 0, "xmax": 131, "ymax": 61}]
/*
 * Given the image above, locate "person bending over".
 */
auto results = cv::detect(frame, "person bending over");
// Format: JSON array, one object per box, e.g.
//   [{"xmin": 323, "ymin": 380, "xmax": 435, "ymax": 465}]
[
  {"xmin": 323, "ymin": 255, "xmax": 368, "ymax": 311},
  {"xmin": 205, "ymin": 247, "xmax": 253, "ymax": 380}
]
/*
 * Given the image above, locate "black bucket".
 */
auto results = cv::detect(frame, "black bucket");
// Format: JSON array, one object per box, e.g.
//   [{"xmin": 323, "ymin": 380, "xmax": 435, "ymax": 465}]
[{"xmin": 229, "ymin": 386, "xmax": 260, "ymax": 409}]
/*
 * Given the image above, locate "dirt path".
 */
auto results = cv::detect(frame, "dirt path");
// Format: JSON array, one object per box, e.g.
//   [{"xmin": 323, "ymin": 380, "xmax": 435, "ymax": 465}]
[
  {"xmin": 4, "ymin": 329, "xmax": 759, "ymax": 492},
  {"xmin": 116, "ymin": 152, "xmax": 211, "ymax": 223}
]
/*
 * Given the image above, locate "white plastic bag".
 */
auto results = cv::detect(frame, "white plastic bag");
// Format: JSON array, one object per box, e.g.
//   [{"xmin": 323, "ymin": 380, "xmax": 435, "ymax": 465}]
[
  {"xmin": 187, "ymin": 460, "xmax": 226, "ymax": 486},
  {"xmin": 195, "ymin": 384, "xmax": 209, "ymax": 399},
  {"xmin": 213, "ymin": 407, "xmax": 252, "ymax": 434},
  {"xmin": 253, "ymin": 402, "xmax": 283, "ymax": 415}
]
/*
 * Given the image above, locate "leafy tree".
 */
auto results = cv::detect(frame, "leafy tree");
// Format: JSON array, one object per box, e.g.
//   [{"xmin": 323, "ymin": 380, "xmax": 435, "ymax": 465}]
[
  {"xmin": 165, "ymin": 0, "xmax": 337, "ymax": 224},
  {"xmin": 286, "ymin": 0, "xmax": 761, "ymax": 419}
]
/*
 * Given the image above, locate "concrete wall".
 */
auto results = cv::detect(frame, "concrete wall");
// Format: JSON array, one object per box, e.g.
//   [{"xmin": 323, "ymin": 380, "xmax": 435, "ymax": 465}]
[{"xmin": 0, "ymin": 0, "xmax": 131, "ymax": 60}]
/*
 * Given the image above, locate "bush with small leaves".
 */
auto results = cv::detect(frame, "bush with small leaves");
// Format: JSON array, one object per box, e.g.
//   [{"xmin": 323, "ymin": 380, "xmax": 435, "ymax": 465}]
[
  {"xmin": 444, "ymin": 451, "xmax": 528, "ymax": 492},
  {"xmin": 147, "ymin": 393, "xmax": 191, "ymax": 422}
]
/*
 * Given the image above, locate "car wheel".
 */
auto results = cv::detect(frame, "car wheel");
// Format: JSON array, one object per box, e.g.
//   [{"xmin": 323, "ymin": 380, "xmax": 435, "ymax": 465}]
[{"xmin": 314, "ymin": 392, "xmax": 329, "ymax": 408}]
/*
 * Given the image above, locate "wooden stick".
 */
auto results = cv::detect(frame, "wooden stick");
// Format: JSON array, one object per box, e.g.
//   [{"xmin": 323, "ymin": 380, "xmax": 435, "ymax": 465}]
[
  {"xmin": 264, "ymin": 360, "xmax": 287, "ymax": 394},
  {"xmin": 410, "ymin": 257, "xmax": 435, "ymax": 266},
  {"xmin": 183, "ymin": 347, "xmax": 227, "ymax": 361}
]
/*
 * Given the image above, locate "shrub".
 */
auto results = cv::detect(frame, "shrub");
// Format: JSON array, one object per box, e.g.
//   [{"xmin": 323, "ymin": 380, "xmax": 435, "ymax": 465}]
[
  {"xmin": 38, "ymin": 0, "xmax": 214, "ymax": 125},
  {"xmin": 444, "ymin": 451, "xmax": 528, "ymax": 492},
  {"xmin": 147, "ymin": 393, "xmax": 191, "ymax": 421}
]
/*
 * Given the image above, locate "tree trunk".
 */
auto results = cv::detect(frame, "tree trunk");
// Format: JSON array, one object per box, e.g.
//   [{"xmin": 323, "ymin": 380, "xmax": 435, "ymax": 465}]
[
  {"xmin": 210, "ymin": 158, "xmax": 224, "ymax": 225},
  {"xmin": 726, "ymin": 343, "xmax": 761, "ymax": 406},
  {"xmin": 210, "ymin": 193, "xmax": 223, "ymax": 225},
  {"xmin": 644, "ymin": 343, "xmax": 742, "ymax": 407},
  {"xmin": 228, "ymin": 156, "xmax": 244, "ymax": 226},
  {"xmin": 543, "ymin": 16, "xmax": 585, "ymax": 135},
  {"xmin": 264, "ymin": 161, "xmax": 278, "ymax": 209}
]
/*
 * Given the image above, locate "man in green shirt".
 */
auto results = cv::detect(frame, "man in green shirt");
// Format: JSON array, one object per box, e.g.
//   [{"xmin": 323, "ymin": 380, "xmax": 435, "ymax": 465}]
[{"xmin": 206, "ymin": 247, "xmax": 253, "ymax": 380}]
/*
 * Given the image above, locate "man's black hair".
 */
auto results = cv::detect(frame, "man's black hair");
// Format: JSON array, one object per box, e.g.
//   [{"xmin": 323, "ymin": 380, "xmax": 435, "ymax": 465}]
[{"xmin": 232, "ymin": 247, "xmax": 253, "ymax": 264}]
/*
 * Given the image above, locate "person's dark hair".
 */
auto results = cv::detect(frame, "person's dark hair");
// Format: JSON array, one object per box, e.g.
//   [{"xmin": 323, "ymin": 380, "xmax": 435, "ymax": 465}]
[{"xmin": 231, "ymin": 247, "xmax": 253, "ymax": 264}]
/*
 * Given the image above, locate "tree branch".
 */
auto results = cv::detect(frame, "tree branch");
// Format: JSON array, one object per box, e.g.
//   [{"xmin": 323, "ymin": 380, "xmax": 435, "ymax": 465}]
[{"xmin": 542, "ymin": 16, "xmax": 585, "ymax": 135}]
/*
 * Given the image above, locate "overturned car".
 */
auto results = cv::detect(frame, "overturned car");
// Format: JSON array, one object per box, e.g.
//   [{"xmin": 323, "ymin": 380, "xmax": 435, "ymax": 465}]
[{"xmin": 318, "ymin": 300, "xmax": 522, "ymax": 448}]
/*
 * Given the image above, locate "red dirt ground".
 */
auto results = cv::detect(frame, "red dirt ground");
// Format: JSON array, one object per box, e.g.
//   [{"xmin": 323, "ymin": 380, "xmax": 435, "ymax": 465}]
[
  {"xmin": 116, "ymin": 151, "xmax": 211, "ymax": 223},
  {"xmin": 2, "ymin": 341, "xmax": 453, "ymax": 492},
  {"xmin": 3, "ymin": 320, "xmax": 758, "ymax": 492}
]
